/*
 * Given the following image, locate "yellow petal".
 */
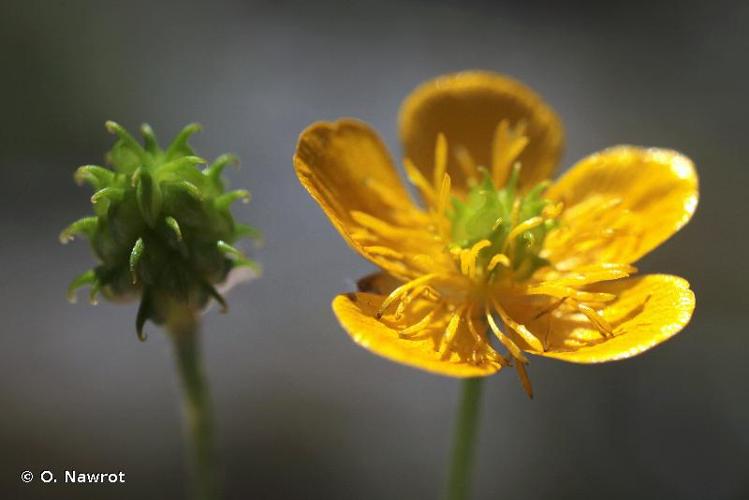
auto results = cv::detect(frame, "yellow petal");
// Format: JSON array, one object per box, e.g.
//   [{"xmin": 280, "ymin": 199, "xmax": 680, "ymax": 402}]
[
  {"xmin": 545, "ymin": 146, "xmax": 698, "ymax": 267},
  {"xmin": 294, "ymin": 119, "xmax": 438, "ymax": 279},
  {"xmin": 333, "ymin": 293, "xmax": 501, "ymax": 378},
  {"xmin": 356, "ymin": 272, "xmax": 403, "ymax": 295},
  {"xmin": 520, "ymin": 275, "xmax": 695, "ymax": 363},
  {"xmin": 398, "ymin": 71, "xmax": 564, "ymax": 195}
]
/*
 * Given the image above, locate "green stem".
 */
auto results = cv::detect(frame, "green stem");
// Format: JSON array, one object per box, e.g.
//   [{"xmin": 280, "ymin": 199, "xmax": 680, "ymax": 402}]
[
  {"xmin": 445, "ymin": 377, "xmax": 485, "ymax": 500},
  {"xmin": 170, "ymin": 315, "xmax": 220, "ymax": 500}
]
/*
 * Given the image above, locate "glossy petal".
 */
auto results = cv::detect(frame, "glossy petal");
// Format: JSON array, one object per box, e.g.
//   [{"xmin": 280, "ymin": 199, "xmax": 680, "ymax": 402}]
[
  {"xmin": 545, "ymin": 146, "xmax": 698, "ymax": 268},
  {"xmin": 516, "ymin": 275, "xmax": 695, "ymax": 363},
  {"xmin": 294, "ymin": 119, "xmax": 440, "ymax": 279},
  {"xmin": 333, "ymin": 292, "xmax": 502, "ymax": 378},
  {"xmin": 356, "ymin": 272, "xmax": 403, "ymax": 295},
  {"xmin": 399, "ymin": 71, "xmax": 564, "ymax": 195}
]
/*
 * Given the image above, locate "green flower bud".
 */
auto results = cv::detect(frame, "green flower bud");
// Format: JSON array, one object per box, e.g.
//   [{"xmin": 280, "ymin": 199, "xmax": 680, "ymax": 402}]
[{"xmin": 62, "ymin": 122, "xmax": 260, "ymax": 339}]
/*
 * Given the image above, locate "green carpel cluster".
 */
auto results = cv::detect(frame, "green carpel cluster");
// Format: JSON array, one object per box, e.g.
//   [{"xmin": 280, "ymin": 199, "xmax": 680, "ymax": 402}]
[
  {"xmin": 449, "ymin": 167, "xmax": 556, "ymax": 281},
  {"xmin": 61, "ymin": 121, "xmax": 260, "ymax": 338}
]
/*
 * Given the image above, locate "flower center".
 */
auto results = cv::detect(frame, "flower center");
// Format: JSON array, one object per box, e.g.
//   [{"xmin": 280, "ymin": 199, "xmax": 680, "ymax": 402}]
[{"xmin": 447, "ymin": 165, "xmax": 560, "ymax": 283}]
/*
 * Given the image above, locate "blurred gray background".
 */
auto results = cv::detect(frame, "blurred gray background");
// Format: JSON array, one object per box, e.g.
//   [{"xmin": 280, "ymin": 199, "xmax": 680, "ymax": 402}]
[{"xmin": 1, "ymin": 0, "xmax": 747, "ymax": 498}]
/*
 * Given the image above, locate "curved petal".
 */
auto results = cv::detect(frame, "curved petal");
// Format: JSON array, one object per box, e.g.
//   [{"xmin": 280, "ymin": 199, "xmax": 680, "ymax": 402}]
[
  {"xmin": 398, "ymin": 71, "xmax": 564, "ymax": 195},
  {"xmin": 333, "ymin": 292, "xmax": 502, "ymax": 378},
  {"xmin": 356, "ymin": 271, "xmax": 403, "ymax": 295},
  {"xmin": 545, "ymin": 146, "xmax": 698, "ymax": 268},
  {"xmin": 516, "ymin": 275, "xmax": 695, "ymax": 363},
  {"xmin": 294, "ymin": 119, "xmax": 440, "ymax": 279}
]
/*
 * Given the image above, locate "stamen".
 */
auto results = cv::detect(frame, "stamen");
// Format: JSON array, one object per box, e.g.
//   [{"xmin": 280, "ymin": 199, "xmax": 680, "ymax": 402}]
[
  {"xmin": 438, "ymin": 307, "xmax": 464, "ymax": 360},
  {"xmin": 572, "ymin": 300, "xmax": 614, "ymax": 337},
  {"xmin": 515, "ymin": 360, "xmax": 533, "ymax": 398},
  {"xmin": 533, "ymin": 297, "xmax": 567, "ymax": 320},
  {"xmin": 393, "ymin": 284, "xmax": 428, "ymax": 320},
  {"xmin": 460, "ymin": 240, "xmax": 491, "ymax": 278},
  {"xmin": 435, "ymin": 173, "xmax": 452, "ymax": 239},
  {"xmin": 493, "ymin": 298, "xmax": 544, "ymax": 352},
  {"xmin": 394, "ymin": 296, "xmax": 408, "ymax": 320},
  {"xmin": 404, "ymin": 158, "xmax": 437, "ymax": 206},
  {"xmin": 505, "ymin": 216, "xmax": 544, "ymax": 248},
  {"xmin": 510, "ymin": 196, "xmax": 522, "ymax": 226},
  {"xmin": 492, "ymin": 120, "xmax": 529, "ymax": 187},
  {"xmin": 533, "ymin": 297, "xmax": 568, "ymax": 351},
  {"xmin": 377, "ymin": 273, "xmax": 439, "ymax": 318},
  {"xmin": 454, "ymin": 145, "xmax": 478, "ymax": 181},
  {"xmin": 485, "ymin": 305, "xmax": 527, "ymax": 362},
  {"xmin": 487, "ymin": 253, "xmax": 511, "ymax": 272},
  {"xmin": 465, "ymin": 305, "xmax": 484, "ymax": 344},
  {"xmin": 399, "ymin": 302, "xmax": 445, "ymax": 338},
  {"xmin": 470, "ymin": 240, "xmax": 491, "ymax": 273},
  {"xmin": 433, "ymin": 133, "xmax": 448, "ymax": 191},
  {"xmin": 465, "ymin": 304, "xmax": 510, "ymax": 366},
  {"xmin": 459, "ymin": 248, "xmax": 472, "ymax": 276},
  {"xmin": 436, "ymin": 173, "xmax": 452, "ymax": 219}
]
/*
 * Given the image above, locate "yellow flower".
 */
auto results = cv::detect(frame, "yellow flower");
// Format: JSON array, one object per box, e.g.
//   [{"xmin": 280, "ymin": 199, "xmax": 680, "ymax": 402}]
[{"xmin": 293, "ymin": 71, "xmax": 697, "ymax": 396}]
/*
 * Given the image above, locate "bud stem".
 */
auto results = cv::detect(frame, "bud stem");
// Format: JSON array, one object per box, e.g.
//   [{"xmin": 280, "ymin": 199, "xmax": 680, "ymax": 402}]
[{"xmin": 170, "ymin": 314, "xmax": 221, "ymax": 500}]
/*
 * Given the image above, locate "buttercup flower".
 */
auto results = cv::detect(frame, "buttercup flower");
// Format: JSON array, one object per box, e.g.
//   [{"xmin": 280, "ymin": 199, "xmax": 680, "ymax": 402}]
[{"xmin": 294, "ymin": 71, "xmax": 697, "ymax": 396}]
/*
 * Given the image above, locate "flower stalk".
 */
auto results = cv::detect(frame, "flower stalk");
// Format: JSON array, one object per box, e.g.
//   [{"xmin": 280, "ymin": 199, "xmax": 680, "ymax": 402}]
[
  {"xmin": 170, "ymin": 312, "xmax": 220, "ymax": 500},
  {"xmin": 63, "ymin": 122, "xmax": 258, "ymax": 500},
  {"xmin": 446, "ymin": 378, "xmax": 484, "ymax": 500}
]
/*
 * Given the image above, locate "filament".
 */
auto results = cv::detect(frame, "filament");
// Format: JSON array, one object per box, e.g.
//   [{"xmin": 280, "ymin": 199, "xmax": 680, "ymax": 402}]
[{"xmin": 485, "ymin": 304, "xmax": 527, "ymax": 363}]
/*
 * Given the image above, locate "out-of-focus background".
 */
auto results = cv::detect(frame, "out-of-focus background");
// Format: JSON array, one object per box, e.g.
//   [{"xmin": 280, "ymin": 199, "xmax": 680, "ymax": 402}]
[{"xmin": 1, "ymin": 0, "xmax": 747, "ymax": 498}]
